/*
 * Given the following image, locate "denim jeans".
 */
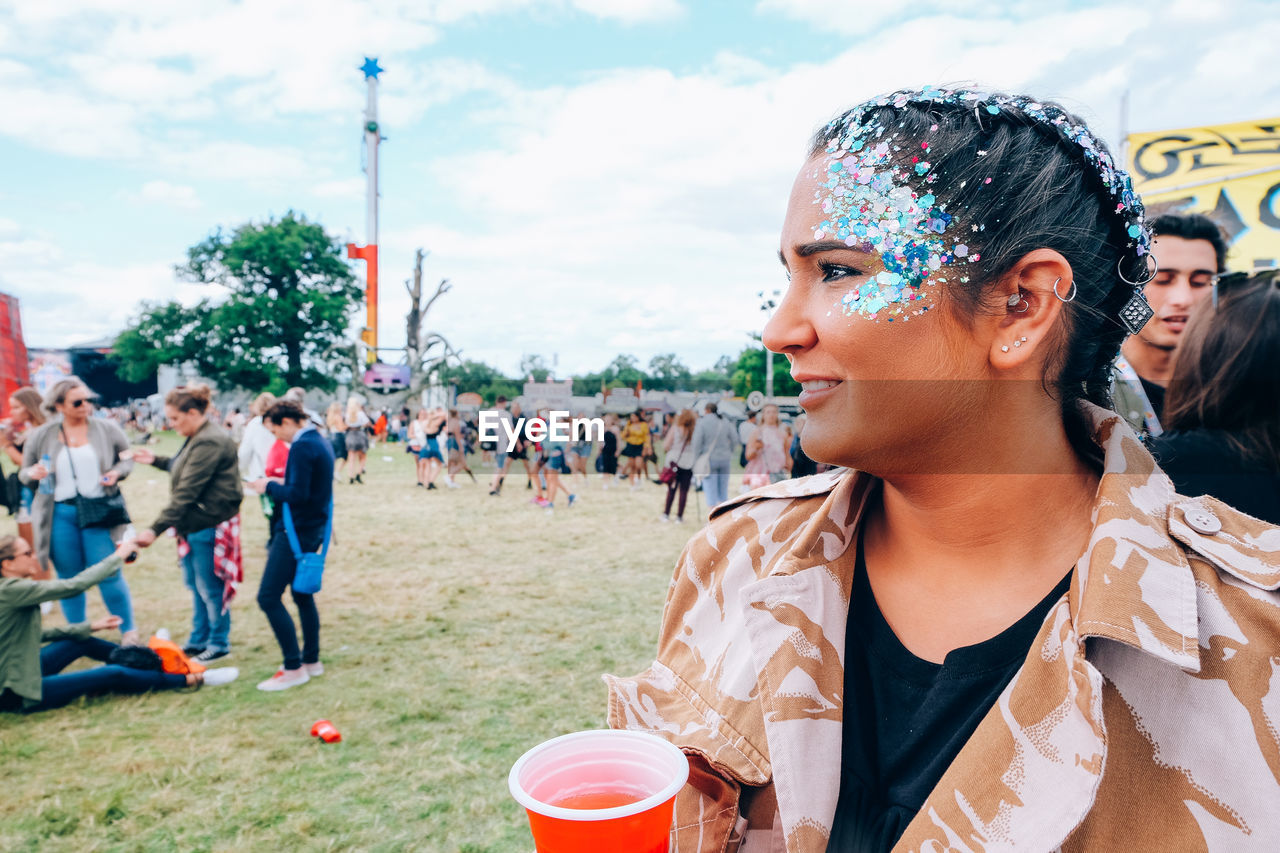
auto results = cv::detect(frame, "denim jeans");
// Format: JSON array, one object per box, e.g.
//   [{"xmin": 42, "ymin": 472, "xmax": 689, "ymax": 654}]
[
  {"xmin": 257, "ymin": 534, "xmax": 320, "ymax": 671},
  {"xmin": 182, "ymin": 526, "xmax": 230, "ymax": 653},
  {"xmin": 49, "ymin": 502, "xmax": 135, "ymax": 633},
  {"xmin": 703, "ymin": 462, "xmax": 731, "ymax": 510},
  {"xmin": 28, "ymin": 637, "xmax": 186, "ymax": 712}
]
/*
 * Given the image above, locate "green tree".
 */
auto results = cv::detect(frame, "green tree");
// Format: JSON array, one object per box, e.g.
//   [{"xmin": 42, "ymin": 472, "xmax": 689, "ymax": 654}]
[
  {"xmin": 607, "ymin": 353, "xmax": 646, "ymax": 388},
  {"xmin": 647, "ymin": 353, "xmax": 692, "ymax": 391},
  {"xmin": 438, "ymin": 359, "xmax": 521, "ymax": 401},
  {"xmin": 730, "ymin": 343, "xmax": 800, "ymax": 398},
  {"xmin": 115, "ymin": 212, "xmax": 361, "ymax": 392},
  {"xmin": 519, "ymin": 354, "xmax": 552, "ymax": 383}
]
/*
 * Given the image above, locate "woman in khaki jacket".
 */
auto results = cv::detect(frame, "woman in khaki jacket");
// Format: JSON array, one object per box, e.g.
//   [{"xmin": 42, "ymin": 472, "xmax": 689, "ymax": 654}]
[
  {"xmin": 608, "ymin": 88, "xmax": 1280, "ymax": 852},
  {"xmin": 132, "ymin": 385, "xmax": 243, "ymax": 664}
]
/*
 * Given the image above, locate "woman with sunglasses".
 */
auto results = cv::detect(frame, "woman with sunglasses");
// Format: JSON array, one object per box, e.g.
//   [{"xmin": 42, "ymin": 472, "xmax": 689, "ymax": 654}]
[{"xmin": 20, "ymin": 378, "xmax": 138, "ymax": 644}]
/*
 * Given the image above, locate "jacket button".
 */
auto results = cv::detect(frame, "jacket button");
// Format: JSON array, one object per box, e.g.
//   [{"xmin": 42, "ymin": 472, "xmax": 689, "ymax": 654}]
[{"xmin": 1184, "ymin": 506, "xmax": 1222, "ymax": 535}]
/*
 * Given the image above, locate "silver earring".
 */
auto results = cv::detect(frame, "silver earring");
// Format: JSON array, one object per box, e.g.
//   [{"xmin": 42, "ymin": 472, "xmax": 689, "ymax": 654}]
[
  {"xmin": 1006, "ymin": 292, "xmax": 1028, "ymax": 313},
  {"xmin": 1001, "ymin": 345, "xmax": 1009, "ymax": 352},
  {"xmin": 1020, "ymin": 336, "xmax": 1027, "ymax": 343},
  {"xmin": 1117, "ymin": 255, "xmax": 1159, "ymax": 287},
  {"xmin": 1053, "ymin": 277, "xmax": 1077, "ymax": 303},
  {"xmin": 1013, "ymin": 340, "xmax": 1022, "ymax": 348}
]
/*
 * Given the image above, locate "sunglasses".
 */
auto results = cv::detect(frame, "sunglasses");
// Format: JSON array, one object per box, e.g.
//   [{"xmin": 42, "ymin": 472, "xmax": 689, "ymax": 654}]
[{"xmin": 69, "ymin": 399, "xmax": 88, "ymax": 409}]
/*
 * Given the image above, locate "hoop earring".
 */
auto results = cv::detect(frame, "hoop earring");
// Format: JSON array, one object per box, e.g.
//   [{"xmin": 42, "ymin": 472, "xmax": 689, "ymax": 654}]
[
  {"xmin": 1052, "ymin": 277, "xmax": 1077, "ymax": 303},
  {"xmin": 1006, "ymin": 292, "xmax": 1029, "ymax": 313},
  {"xmin": 1117, "ymin": 254, "xmax": 1158, "ymax": 287}
]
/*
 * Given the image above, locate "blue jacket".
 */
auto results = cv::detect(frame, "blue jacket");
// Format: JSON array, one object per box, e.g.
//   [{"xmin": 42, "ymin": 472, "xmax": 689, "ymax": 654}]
[{"xmin": 266, "ymin": 427, "xmax": 334, "ymax": 549}]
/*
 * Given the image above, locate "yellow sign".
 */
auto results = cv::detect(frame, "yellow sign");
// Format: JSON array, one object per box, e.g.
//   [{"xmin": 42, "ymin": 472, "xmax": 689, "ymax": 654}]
[{"xmin": 1128, "ymin": 117, "xmax": 1280, "ymax": 270}]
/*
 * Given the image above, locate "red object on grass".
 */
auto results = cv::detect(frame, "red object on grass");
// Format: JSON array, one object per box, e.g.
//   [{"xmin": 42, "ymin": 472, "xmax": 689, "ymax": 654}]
[{"xmin": 311, "ymin": 719, "xmax": 342, "ymax": 743}]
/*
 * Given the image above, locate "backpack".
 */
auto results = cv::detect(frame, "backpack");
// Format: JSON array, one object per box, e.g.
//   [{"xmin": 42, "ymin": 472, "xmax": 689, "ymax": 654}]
[{"xmin": 147, "ymin": 635, "xmax": 206, "ymax": 675}]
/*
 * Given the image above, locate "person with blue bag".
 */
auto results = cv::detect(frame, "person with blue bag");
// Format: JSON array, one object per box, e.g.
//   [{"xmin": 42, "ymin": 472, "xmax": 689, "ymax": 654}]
[{"xmin": 248, "ymin": 399, "xmax": 333, "ymax": 692}]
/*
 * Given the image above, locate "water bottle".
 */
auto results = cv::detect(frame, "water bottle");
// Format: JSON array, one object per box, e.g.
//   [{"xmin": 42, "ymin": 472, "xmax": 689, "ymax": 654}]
[
  {"xmin": 38, "ymin": 453, "xmax": 55, "ymax": 495},
  {"xmin": 121, "ymin": 525, "xmax": 139, "ymax": 564}
]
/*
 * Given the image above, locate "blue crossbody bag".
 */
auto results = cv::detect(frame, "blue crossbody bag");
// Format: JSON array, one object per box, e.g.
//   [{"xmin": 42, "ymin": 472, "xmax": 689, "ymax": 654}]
[{"xmin": 283, "ymin": 500, "xmax": 333, "ymax": 594}]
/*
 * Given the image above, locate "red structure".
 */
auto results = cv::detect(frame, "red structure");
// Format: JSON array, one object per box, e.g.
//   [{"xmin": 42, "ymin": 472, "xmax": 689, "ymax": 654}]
[{"xmin": 0, "ymin": 292, "xmax": 30, "ymax": 417}]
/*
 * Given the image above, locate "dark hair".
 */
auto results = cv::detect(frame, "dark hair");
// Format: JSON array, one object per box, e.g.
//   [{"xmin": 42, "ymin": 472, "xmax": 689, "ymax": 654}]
[
  {"xmin": 705, "ymin": 402, "xmax": 718, "ymax": 414},
  {"xmin": 165, "ymin": 383, "xmax": 212, "ymax": 414},
  {"xmin": 264, "ymin": 400, "xmax": 307, "ymax": 425},
  {"xmin": 0, "ymin": 534, "xmax": 16, "ymax": 565},
  {"xmin": 1164, "ymin": 270, "xmax": 1280, "ymax": 469},
  {"xmin": 809, "ymin": 94, "xmax": 1142, "ymax": 465},
  {"xmin": 1150, "ymin": 213, "xmax": 1229, "ymax": 273}
]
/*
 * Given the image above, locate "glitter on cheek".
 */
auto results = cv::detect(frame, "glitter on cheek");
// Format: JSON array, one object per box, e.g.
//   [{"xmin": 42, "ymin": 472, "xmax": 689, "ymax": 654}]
[{"xmin": 812, "ymin": 119, "xmax": 976, "ymax": 323}]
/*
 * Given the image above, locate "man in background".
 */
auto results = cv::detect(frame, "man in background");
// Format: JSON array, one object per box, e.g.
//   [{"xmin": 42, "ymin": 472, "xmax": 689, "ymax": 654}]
[{"xmin": 1113, "ymin": 213, "xmax": 1228, "ymax": 440}]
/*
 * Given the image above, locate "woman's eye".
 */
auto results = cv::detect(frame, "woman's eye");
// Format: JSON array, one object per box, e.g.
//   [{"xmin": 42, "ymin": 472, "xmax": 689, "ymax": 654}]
[{"xmin": 818, "ymin": 262, "xmax": 865, "ymax": 282}]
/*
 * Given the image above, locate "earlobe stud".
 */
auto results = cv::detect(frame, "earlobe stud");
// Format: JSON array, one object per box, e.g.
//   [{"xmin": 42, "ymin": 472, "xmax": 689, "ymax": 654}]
[{"xmin": 1001, "ymin": 345, "xmax": 1009, "ymax": 352}]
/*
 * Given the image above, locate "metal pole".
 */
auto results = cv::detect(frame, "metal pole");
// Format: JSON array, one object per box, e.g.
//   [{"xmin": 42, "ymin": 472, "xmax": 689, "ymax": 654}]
[
  {"xmin": 765, "ymin": 348, "xmax": 773, "ymax": 399},
  {"xmin": 348, "ymin": 58, "xmax": 383, "ymax": 368},
  {"xmin": 1119, "ymin": 88, "xmax": 1130, "ymax": 168}
]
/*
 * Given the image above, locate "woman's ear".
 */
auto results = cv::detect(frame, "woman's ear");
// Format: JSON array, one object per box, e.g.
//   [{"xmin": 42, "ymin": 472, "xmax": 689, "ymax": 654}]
[{"xmin": 988, "ymin": 249, "xmax": 1073, "ymax": 371}]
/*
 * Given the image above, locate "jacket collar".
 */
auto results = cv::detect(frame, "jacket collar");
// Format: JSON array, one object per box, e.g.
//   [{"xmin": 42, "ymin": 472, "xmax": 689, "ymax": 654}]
[
  {"xmin": 722, "ymin": 404, "xmax": 1236, "ymax": 847},
  {"xmin": 1071, "ymin": 409, "xmax": 1201, "ymax": 673}
]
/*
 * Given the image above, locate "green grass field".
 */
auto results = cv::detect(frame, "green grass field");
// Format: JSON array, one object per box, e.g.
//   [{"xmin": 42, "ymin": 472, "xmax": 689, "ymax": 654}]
[{"xmin": 0, "ymin": 436, "xmax": 731, "ymax": 852}]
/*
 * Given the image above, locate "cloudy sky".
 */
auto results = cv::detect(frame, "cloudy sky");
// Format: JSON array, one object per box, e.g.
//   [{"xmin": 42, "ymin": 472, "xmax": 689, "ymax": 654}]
[{"xmin": 1, "ymin": 0, "xmax": 1275, "ymax": 378}]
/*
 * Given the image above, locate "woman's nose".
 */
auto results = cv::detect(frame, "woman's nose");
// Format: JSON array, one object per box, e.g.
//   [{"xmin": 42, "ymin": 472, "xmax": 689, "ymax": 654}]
[{"xmin": 762, "ymin": 288, "xmax": 816, "ymax": 356}]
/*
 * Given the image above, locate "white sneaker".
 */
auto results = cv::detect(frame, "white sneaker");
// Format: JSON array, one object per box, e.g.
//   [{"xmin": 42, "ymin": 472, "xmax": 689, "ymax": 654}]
[
  {"xmin": 304, "ymin": 662, "xmax": 324, "ymax": 677},
  {"xmin": 659, "ymin": 514, "xmax": 669, "ymax": 523},
  {"xmin": 257, "ymin": 668, "xmax": 310, "ymax": 692},
  {"xmin": 202, "ymin": 667, "xmax": 239, "ymax": 687}
]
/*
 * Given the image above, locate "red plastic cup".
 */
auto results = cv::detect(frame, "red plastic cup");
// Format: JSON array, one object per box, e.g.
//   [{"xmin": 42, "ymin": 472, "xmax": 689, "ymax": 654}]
[
  {"xmin": 310, "ymin": 719, "xmax": 342, "ymax": 743},
  {"xmin": 508, "ymin": 730, "xmax": 689, "ymax": 853}
]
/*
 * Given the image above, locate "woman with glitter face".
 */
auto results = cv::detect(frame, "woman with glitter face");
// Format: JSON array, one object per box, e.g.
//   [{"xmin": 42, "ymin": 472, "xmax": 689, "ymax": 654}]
[{"xmin": 607, "ymin": 88, "xmax": 1280, "ymax": 852}]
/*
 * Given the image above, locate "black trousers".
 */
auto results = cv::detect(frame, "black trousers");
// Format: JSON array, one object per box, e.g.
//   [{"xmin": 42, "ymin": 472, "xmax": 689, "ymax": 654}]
[
  {"xmin": 257, "ymin": 534, "xmax": 320, "ymax": 671},
  {"xmin": 664, "ymin": 467, "xmax": 693, "ymax": 519}
]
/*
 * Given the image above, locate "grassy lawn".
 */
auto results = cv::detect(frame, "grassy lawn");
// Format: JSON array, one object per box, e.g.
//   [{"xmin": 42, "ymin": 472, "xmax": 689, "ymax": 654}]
[{"xmin": 0, "ymin": 435, "xmax": 732, "ymax": 852}]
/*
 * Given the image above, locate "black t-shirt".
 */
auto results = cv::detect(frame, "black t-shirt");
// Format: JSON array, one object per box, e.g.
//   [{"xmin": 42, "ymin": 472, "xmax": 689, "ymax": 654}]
[
  {"xmin": 827, "ymin": 541, "xmax": 1073, "ymax": 852},
  {"xmin": 1139, "ymin": 376, "xmax": 1166, "ymax": 423}
]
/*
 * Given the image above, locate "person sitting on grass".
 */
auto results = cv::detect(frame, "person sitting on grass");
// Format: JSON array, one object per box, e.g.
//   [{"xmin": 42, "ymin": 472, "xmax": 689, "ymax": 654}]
[{"xmin": 0, "ymin": 535, "xmax": 238, "ymax": 713}]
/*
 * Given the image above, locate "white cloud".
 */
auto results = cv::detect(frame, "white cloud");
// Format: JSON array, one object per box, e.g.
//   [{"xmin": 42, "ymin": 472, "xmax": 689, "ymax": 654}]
[
  {"xmin": 311, "ymin": 178, "xmax": 368, "ymax": 200},
  {"xmin": 133, "ymin": 180, "xmax": 202, "ymax": 210},
  {"xmin": 571, "ymin": 0, "xmax": 684, "ymax": 24}
]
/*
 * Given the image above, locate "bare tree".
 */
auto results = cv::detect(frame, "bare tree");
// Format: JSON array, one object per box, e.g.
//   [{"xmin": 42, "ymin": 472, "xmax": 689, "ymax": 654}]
[{"xmin": 403, "ymin": 248, "xmax": 462, "ymax": 391}]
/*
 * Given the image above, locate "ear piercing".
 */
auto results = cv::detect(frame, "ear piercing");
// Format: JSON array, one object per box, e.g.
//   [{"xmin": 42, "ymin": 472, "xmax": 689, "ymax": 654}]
[
  {"xmin": 1006, "ymin": 292, "xmax": 1029, "ymax": 313},
  {"xmin": 1001, "ymin": 336, "xmax": 1028, "ymax": 353}
]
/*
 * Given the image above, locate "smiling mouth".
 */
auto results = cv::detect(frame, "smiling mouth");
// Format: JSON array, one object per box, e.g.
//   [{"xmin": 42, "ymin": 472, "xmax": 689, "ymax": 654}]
[{"xmin": 799, "ymin": 380, "xmax": 842, "ymax": 392}]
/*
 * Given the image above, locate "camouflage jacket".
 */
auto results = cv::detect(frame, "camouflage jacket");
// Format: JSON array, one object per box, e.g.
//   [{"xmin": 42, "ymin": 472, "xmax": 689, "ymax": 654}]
[{"xmin": 605, "ymin": 406, "xmax": 1280, "ymax": 852}]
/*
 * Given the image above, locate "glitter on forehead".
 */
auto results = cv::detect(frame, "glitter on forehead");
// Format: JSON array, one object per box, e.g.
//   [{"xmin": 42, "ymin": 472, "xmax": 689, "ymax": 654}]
[
  {"xmin": 814, "ymin": 113, "xmax": 972, "ymax": 322},
  {"xmin": 813, "ymin": 85, "xmax": 1153, "ymax": 324}
]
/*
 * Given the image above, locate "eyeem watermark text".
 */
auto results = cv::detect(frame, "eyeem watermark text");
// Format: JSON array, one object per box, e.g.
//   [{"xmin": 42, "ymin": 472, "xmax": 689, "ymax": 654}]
[{"xmin": 479, "ymin": 411, "xmax": 605, "ymax": 452}]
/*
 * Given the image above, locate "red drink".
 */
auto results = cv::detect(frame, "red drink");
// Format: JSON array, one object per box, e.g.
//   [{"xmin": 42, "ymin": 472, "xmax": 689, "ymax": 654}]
[
  {"xmin": 550, "ymin": 790, "xmax": 645, "ymax": 810},
  {"xmin": 509, "ymin": 730, "xmax": 689, "ymax": 853}
]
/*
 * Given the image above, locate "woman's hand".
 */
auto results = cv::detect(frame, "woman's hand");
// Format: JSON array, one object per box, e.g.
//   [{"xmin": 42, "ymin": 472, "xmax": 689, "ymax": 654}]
[
  {"xmin": 26, "ymin": 461, "xmax": 49, "ymax": 481},
  {"xmin": 127, "ymin": 448, "xmax": 156, "ymax": 465},
  {"xmin": 100, "ymin": 470, "xmax": 121, "ymax": 487},
  {"xmin": 248, "ymin": 477, "xmax": 280, "ymax": 495},
  {"xmin": 134, "ymin": 530, "xmax": 157, "ymax": 548},
  {"xmin": 114, "ymin": 538, "xmax": 141, "ymax": 560},
  {"xmin": 90, "ymin": 615, "xmax": 122, "ymax": 632}
]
